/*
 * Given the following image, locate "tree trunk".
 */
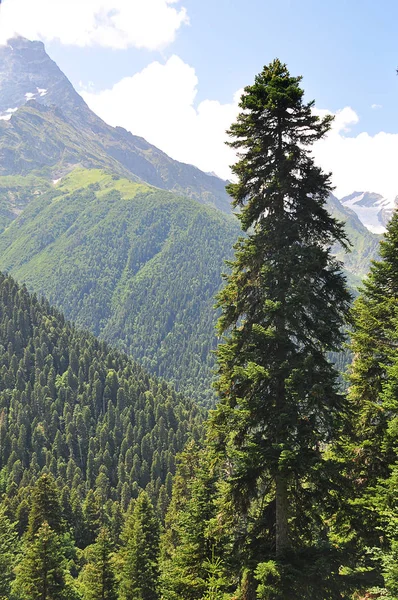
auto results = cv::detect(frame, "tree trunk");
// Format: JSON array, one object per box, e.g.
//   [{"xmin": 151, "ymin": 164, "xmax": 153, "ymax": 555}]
[{"xmin": 275, "ymin": 473, "xmax": 289, "ymax": 555}]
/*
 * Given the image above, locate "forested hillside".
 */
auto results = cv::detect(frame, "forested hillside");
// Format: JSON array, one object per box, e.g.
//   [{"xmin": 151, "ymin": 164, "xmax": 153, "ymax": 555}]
[
  {"xmin": 0, "ymin": 169, "xmax": 239, "ymax": 404},
  {"xmin": 0, "ymin": 269, "xmax": 202, "ymax": 539},
  {"xmin": 1, "ymin": 33, "xmax": 397, "ymax": 600}
]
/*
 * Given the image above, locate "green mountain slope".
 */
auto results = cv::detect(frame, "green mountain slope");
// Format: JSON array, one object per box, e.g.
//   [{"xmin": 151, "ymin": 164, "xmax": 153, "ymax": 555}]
[
  {"xmin": 0, "ymin": 169, "xmax": 239, "ymax": 405},
  {"xmin": 0, "ymin": 174, "xmax": 51, "ymax": 232},
  {"xmin": 327, "ymin": 192, "xmax": 381, "ymax": 286}
]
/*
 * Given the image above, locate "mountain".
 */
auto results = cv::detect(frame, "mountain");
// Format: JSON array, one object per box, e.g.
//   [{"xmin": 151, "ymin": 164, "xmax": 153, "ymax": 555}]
[
  {"xmin": 327, "ymin": 192, "xmax": 381, "ymax": 287},
  {"xmin": 0, "ymin": 168, "xmax": 239, "ymax": 405},
  {"xmin": 0, "ymin": 36, "xmax": 232, "ymax": 213},
  {"xmin": 0, "ymin": 36, "xmax": 384, "ymax": 405},
  {"xmin": 340, "ymin": 191, "xmax": 397, "ymax": 234}
]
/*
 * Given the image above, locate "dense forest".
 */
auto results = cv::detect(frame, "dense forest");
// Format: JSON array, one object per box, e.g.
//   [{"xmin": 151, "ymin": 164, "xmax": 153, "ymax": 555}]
[{"xmin": 0, "ymin": 270, "xmax": 204, "ymax": 598}]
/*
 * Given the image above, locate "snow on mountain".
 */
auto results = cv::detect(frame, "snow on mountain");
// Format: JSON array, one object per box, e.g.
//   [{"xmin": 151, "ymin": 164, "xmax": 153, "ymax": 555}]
[{"xmin": 340, "ymin": 191, "xmax": 397, "ymax": 234}]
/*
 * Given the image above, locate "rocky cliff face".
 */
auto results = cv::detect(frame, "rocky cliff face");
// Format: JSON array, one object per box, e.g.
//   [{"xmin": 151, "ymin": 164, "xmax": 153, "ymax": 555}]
[
  {"xmin": 0, "ymin": 37, "xmax": 87, "ymax": 118},
  {"xmin": 0, "ymin": 36, "xmax": 232, "ymax": 212}
]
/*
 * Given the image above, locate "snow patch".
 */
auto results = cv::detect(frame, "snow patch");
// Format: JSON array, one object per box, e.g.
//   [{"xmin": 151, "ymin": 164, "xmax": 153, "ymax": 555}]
[
  {"xmin": 340, "ymin": 191, "xmax": 396, "ymax": 234},
  {"xmin": 25, "ymin": 92, "xmax": 35, "ymax": 100},
  {"xmin": 0, "ymin": 107, "xmax": 18, "ymax": 121},
  {"xmin": 37, "ymin": 87, "xmax": 47, "ymax": 97},
  {"xmin": 52, "ymin": 178, "xmax": 62, "ymax": 185}
]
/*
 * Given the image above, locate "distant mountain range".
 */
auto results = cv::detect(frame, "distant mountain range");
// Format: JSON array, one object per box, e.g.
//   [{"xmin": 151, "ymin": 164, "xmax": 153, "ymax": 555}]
[
  {"xmin": 340, "ymin": 191, "xmax": 397, "ymax": 234},
  {"xmin": 0, "ymin": 36, "xmax": 390, "ymax": 400}
]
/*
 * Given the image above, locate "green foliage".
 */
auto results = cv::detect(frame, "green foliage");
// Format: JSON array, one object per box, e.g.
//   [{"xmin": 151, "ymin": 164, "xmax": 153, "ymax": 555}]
[
  {"xmin": 0, "ymin": 504, "xmax": 19, "ymax": 597},
  {"xmin": 206, "ymin": 59, "xmax": 352, "ymax": 596},
  {"xmin": 12, "ymin": 521, "xmax": 74, "ymax": 600},
  {"xmin": 28, "ymin": 473, "xmax": 64, "ymax": 539},
  {"xmin": 78, "ymin": 527, "xmax": 117, "ymax": 600},
  {"xmin": 119, "ymin": 491, "xmax": 160, "ymax": 600},
  {"xmin": 0, "ymin": 169, "xmax": 239, "ymax": 405},
  {"xmin": 0, "ymin": 271, "xmax": 202, "ymax": 596},
  {"xmin": 160, "ymin": 443, "xmax": 225, "ymax": 600},
  {"xmin": 346, "ymin": 210, "xmax": 398, "ymax": 596}
]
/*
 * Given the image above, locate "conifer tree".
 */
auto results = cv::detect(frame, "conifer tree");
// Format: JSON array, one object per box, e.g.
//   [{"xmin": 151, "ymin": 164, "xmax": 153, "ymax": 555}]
[
  {"xmin": 119, "ymin": 491, "xmax": 160, "ymax": 600},
  {"xmin": 79, "ymin": 527, "xmax": 117, "ymax": 600},
  {"xmin": 349, "ymin": 210, "xmax": 398, "ymax": 481},
  {"xmin": 12, "ymin": 521, "xmax": 71, "ymax": 600},
  {"xmin": 28, "ymin": 473, "xmax": 63, "ymax": 539},
  {"xmin": 160, "ymin": 444, "xmax": 224, "ymax": 600},
  {"xmin": 347, "ymin": 210, "xmax": 398, "ymax": 593},
  {"xmin": 209, "ymin": 59, "xmax": 352, "ymax": 596},
  {"xmin": 0, "ymin": 505, "xmax": 19, "ymax": 598}
]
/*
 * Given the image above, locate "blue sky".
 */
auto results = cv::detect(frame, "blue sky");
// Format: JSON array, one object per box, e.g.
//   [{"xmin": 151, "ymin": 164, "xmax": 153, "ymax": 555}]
[{"xmin": 1, "ymin": 0, "xmax": 398, "ymax": 196}]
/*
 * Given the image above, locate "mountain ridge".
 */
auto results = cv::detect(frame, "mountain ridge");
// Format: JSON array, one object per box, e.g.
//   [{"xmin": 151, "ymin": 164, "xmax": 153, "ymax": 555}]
[
  {"xmin": 0, "ymin": 36, "xmax": 232, "ymax": 213},
  {"xmin": 340, "ymin": 190, "xmax": 397, "ymax": 233}
]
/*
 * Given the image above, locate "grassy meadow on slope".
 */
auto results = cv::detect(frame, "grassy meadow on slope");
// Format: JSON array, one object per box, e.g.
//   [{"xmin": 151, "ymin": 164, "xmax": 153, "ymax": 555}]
[{"xmin": 0, "ymin": 169, "xmax": 240, "ymax": 405}]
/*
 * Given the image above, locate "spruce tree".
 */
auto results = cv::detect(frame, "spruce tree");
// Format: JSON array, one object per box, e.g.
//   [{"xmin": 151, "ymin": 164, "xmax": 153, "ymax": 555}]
[
  {"xmin": 347, "ymin": 210, "xmax": 398, "ymax": 593},
  {"xmin": 209, "ymin": 59, "xmax": 352, "ymax": 596},
  {"xmin": 12, "ymin": 521, "xmax": 71, "ymax": 600},
  {"xmin": 27, "ymin": 473, "xmax": 63, "ymax": 539},
  {"xmin": 160, "ymin": 444, "xmax": 222, "ymax": 600},
  {"xmin": 0, "ymin": 505, "xmax": 19, "ymax": 598},
  {"xmin": 119, "ymin": 491, "xmax": 160, "ymax": 600},
  {"xmin": 79, "ymin": 527, "xmax": 117, "ymax": 600}
]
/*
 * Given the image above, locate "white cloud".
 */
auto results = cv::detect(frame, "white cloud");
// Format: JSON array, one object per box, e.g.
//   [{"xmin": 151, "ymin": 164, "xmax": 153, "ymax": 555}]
[
  {"xmin": 313, "ymin": 107, "xmax": 398, "ymax": 199},
  {"xmin": 371, "ymin": 103, "xmax": 382, "ymax": 110},
  {"xmin": 82, "ymin": 56, "xmax": 398, "ymax": 197},
  {"xmin": 81, "ymin": 55, "xmax": 241, "ymax": 180},
  {"xmin": 0, "ymin": 0, "xmax": 188, "ymax": 50}
]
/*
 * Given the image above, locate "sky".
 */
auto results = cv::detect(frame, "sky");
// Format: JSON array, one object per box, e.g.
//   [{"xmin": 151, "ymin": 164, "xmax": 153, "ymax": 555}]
[{"xmin": 1, "ymin": 0, "xmax": 398, "ymax": 198}]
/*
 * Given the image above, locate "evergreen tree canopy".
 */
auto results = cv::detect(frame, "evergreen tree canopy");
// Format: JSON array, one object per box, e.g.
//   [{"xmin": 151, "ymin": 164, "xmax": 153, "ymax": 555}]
[
  {"xmin": 79, "ymin": 527, "xmax": 117, "ymax": 600},
  {"xmin": 0, "ymin": 504, "xmax": 19, "ymax": 598},
  {"xmin": 119, "ymin": 491, "xmax": 160, "ymax": 600},
  {"xmin": 346, "ymin": 210, "xmax": 398, "ymax": 595},
  {"xmin": 12, "ymin": 521, "xmax": 71, "ymax": 600},
  {"xmin": 28, "ymin": 473, "xmax": 63, "ymax": 539},
  {"xmin": 209, "ymin": 59, "xmax": 352, "ymax": 596},
  {"xmin": 349, "ymin": 210, "xmax": 398, "ymax": 480}
]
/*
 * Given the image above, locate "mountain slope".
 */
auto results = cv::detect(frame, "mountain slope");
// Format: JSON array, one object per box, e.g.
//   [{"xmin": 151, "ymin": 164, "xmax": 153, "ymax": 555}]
[
  {"xmin": 327, "ymin": 193, "xmax": 381, "ymax": 285},
  {"xmin": 0, "ymin": 271, "xmax": 202, "ymax": 518},
  {"xmin": 340, "ymin": 191, "xmax": 396, "ymax": 234},
  {"xmin": 0, "ymin": 169, "xmax": 239, "ymax": 404},
  {"xmin": 0, "ymin": 36, "xmax": 232, "ymax": 213}
]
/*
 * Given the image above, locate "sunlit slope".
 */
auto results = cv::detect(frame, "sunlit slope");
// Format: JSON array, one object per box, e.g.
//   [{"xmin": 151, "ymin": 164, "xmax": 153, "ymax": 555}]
[{"xmin": 0, "ymin": 169, "xmax": 239, "ymax": 404}]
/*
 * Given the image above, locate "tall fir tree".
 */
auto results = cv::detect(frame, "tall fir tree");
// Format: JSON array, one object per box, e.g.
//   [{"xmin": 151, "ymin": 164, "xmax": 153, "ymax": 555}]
[
  {"xmin": 208, "ymin": 59, "xmax": 352, "ymax": 598},
  {"xmin": 0, "ymin": 505, "xmax": 19, "ymax": 598},
  {"xmin": 119, "ymin": 491, "xmax": 160, "ymax": 600},
  {"xmin": 12, "ymin": 521, "xmax": 72, "ymax": 600},
  {"xmin": 160, "ymin": 443, "xmax": 224, "ymax": 600},
  {"xmin": 27, "ymin": 473, "xmax": 64, "ymax": 539},
  {"xmin": 78, "ymin": 527, "xmax": 117, "ymax": 600},
  {"xmin": 347, "ymin": 210, "xmax": 398, "ymax": 595}
]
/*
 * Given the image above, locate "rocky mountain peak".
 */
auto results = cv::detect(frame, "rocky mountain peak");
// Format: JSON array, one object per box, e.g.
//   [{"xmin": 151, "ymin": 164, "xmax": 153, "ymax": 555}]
[{"xmin": 0, "ymin": 36, "xmax": 87, "ymax": 120}]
